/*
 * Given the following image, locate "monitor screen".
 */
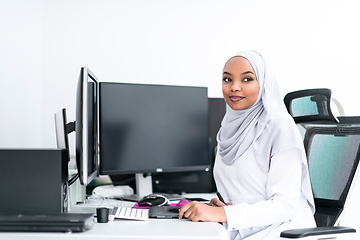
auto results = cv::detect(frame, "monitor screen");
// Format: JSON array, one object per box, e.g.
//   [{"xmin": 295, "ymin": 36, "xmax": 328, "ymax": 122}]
[
  {"xmin": 99, "ymin": 83, "xmax": 209, "ymax": 176},
  {"xmin": 75, "ymin": 67, "xmax": 99, "ymax": 185}
]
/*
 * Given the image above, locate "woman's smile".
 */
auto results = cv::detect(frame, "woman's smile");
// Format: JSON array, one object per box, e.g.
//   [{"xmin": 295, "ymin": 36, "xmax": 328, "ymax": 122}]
[{"xmin": 229, "ymin": 95, "xmax": 244, "ymax": 102}]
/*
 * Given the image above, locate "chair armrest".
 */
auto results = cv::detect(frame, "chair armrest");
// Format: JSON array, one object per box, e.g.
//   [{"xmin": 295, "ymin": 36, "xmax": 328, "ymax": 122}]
[{"xmin": 280, "ymin": 226, "xmax": 356, "ymax": 238}]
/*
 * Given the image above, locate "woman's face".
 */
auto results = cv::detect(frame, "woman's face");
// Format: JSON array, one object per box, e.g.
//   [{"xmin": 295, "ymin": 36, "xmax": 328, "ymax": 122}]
[{"xmin": 222, "ymin": 56, "xmax": 260, "ymax": 111}]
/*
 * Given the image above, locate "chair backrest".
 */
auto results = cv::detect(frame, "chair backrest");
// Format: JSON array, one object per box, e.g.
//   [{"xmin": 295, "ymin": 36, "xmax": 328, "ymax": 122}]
[
  {"xmin": 284, "ymin": 88, "xmax": 360, "ymax": 227},
  {"xmin": 303, "ymin": 126, "xmax": 360, "ymax": 227},
  {"xmin": 283, "ymin": 88, "xmax": 339, "ymax": 124}
]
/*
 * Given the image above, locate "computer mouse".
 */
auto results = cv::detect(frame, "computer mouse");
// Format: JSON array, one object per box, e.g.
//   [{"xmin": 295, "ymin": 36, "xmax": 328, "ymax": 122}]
[{"xmin": 138, "ymin": 194, "xmax": 170, "ymax": 206}]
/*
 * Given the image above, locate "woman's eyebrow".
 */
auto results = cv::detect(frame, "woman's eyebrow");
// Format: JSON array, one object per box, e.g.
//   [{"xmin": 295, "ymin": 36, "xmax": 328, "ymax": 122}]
[
  {"xmin": 223, "ymin": 71, "xmax": 255, "ymax": 76},
  {"xmin": 241, "ymin": 71, "xmax": 255, "ymax": 75}
]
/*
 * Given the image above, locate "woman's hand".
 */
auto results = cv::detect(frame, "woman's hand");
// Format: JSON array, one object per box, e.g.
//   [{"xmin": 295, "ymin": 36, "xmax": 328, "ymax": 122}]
[
  {"xmin": 208, "ymin": 198, "xmax": 227, "ymax": 207},
  {"xmin": 178, "ymin": 199, "xmax": 227, "ymax": 223}
]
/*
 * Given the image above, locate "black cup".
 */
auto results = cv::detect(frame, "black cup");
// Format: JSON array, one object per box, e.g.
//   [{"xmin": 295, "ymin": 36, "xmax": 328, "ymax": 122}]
[{"xmin": 96, "ymin": 207, "xmax": 109, "ymax": 223}]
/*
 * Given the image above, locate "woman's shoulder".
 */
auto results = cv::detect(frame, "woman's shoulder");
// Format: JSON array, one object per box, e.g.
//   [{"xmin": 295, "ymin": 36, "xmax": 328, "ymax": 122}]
[
  {"xmin": 265, "ymin": 112, "xmax": 302, "ymax": 141},
  {"xmin": 268, "ymin": 112, "xmax": 297, "ymax": 130},
  {"xmin": 263, "ymin": 112, "xmax": 304, "ymax": 155}
]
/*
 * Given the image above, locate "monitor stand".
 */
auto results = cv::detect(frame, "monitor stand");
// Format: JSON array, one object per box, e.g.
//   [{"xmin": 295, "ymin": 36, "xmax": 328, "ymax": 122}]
[
  {"xmin": 120, "ymin": 173, "xmax": 153, "ymax": 202},
  {"xmin": 121, "ymin": 173, "xmax": 181, "ymax": 202}
]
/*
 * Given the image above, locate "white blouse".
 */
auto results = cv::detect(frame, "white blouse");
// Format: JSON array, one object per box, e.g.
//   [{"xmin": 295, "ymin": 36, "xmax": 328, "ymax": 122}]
[{"xmin": 214, "ymin": 145, "xmax": 316, "ymax": 240}]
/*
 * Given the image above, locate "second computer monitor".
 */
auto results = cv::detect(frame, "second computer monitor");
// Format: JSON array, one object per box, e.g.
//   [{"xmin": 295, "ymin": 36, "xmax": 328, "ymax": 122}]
[
  {"xmin": 75, "ymin": 67, "xmax": 99, "ymax": 185},
  {"xmin": 99, "ymin": 82, "xmax": 209, "ymax": 176}
]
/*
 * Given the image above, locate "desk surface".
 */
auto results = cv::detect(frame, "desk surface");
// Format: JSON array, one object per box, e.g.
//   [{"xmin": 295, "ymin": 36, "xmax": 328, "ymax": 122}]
[
  {"xmin": 0, "ymin": 218, "xmax": 229, "ymax": 240},
  {"xmin": 0, "ymin": 193, "xmax": 229, "ymax": 240},
  {"xmin": 1, "ymin": 193, "xmax": 358, "ymax": 240}
]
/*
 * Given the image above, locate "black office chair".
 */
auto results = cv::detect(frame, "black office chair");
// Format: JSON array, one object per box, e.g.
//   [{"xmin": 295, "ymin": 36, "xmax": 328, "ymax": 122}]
[
  {"xmin": 281, "ymin": 89, "xmax": 358, "ymax": 239},
  {"xmin": 283, "ymin": 88, "xmax": 339, "ymax": 124}
]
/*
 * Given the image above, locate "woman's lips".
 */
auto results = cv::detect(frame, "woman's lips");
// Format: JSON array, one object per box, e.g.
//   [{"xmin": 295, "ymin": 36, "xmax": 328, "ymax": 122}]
[{"xmin": 229, "ymin": 96, "xmax": 244, "ymax": 102}]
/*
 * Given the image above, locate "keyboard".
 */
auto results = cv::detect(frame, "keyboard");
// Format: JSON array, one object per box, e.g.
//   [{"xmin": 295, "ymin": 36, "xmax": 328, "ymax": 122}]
[{"xmin": 109, "ymin": 207, "xmax": 149, "ymax": 221}]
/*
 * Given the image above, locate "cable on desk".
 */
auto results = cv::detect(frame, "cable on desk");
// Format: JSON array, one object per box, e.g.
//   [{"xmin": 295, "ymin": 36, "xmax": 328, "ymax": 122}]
[{"xmin": 68, "ymin": 173, "xmax": 79, "ymax": 186}]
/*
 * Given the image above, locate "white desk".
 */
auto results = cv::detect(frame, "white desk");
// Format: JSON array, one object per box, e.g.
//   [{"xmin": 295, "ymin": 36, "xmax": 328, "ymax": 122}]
[
  {"xmin": 1, "ymin": 192, "xmax": 358, "ymax": 240},
  {"xmin": 0, "ymin": 218, "xmax": 229, "ymax": 240},
  {"xmin": 0, "ymin": 193, "xmax": 229, "ymax": 240}
]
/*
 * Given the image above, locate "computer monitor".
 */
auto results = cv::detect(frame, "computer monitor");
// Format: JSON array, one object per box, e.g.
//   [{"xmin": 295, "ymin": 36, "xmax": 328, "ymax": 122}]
[
  {"xmin": 75, "ymin": 67, "xmax": 99, "ymax": 185},
  {"xmin": 99, "ymin": 82, "xmax": 210, "ymax": 199},
  {"xmin": 54, "ymin": 108, "xmax": 71, "ymax": 162}
]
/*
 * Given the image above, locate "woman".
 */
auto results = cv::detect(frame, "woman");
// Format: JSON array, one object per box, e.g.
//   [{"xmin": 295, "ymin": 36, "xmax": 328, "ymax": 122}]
[{"xmin": 179, "ymin": 51, "xmax": 316, "ymax": 239}]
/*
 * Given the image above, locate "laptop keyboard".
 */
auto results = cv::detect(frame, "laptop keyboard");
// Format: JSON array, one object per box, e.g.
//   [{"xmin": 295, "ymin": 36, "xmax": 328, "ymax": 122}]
[{"xmin": 109, "ymin": 207, "xmax": 149, "ymax": 221}]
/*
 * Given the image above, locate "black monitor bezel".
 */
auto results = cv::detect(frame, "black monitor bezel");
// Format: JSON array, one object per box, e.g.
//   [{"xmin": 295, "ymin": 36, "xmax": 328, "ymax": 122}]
[{"xmin": 75, "ymin": 67, "xmax": 99, "ymax": 185}]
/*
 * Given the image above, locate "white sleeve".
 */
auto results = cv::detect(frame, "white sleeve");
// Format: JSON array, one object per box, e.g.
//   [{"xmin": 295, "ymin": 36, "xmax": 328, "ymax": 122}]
[{"xmin": 224, "ymin": 148, "xmax": 303, "ymax": 230}]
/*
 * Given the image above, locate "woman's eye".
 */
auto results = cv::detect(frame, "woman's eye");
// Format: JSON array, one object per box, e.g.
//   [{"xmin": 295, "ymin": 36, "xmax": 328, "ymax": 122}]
[
  {"xmin": 223, "ymin": 77, "xmax": 231, "ymax": 82},
  {"xmin": 243, "ymin": 77, "xmax": 253, "ymax": 82}
]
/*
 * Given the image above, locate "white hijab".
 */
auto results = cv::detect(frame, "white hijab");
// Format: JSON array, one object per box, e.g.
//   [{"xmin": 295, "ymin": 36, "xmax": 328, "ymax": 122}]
[
  {"xmin": 216, "ymin": 50, "xmax": 315, "ymax": 213},
  {"xmin": 217, "ymin": 50, "xmax": 287, "ymax": 165}
]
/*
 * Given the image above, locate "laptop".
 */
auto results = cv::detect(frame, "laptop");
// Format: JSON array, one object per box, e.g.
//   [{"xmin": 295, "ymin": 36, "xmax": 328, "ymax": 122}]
[
  {"xmin": 148, "ymin": 206, "xmax": 182, "ymax": 219},
  {"xmin": 0, "ymin": 213, "xmax": 94, "ymax": 232}
]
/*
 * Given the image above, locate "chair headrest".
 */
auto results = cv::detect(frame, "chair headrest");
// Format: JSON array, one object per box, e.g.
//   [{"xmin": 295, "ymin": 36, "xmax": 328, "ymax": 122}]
[{"xmin": 283, "ymin": 88, "xmax": 339, "ymax": 124}]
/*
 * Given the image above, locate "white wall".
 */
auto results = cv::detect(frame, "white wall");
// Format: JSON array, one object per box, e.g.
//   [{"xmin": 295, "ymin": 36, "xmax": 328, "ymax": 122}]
[
  {"xmin": 0, "ymin": 0, "xmax": 43, "ymax": 147},
  {"xmin": 2, "ymin": 0, "xmax": 360, "ymax": 148},
  {"xmin": 1, "ymin": 0, "xmax": 360, "ymax": 229}
]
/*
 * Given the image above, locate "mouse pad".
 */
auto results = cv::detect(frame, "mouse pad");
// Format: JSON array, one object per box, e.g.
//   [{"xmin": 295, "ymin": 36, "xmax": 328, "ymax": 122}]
[{"xmin": 148, "ymin": 206, "xmax": 182, "ymax": 219}]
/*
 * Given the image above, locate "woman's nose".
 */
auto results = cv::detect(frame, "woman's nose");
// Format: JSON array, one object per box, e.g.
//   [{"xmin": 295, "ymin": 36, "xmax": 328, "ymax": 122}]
[{"xmin": 230, "ymin": 81, "xmax": 241, "ymax": 91}]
